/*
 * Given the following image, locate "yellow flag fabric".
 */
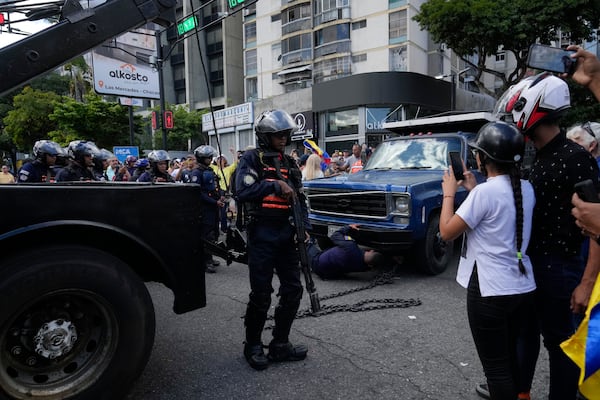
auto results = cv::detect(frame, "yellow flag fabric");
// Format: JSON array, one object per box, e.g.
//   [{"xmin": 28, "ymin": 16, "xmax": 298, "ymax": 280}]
[{"xmin": 561, "ymin": 277, "xmax": 600, "ymax": 399}]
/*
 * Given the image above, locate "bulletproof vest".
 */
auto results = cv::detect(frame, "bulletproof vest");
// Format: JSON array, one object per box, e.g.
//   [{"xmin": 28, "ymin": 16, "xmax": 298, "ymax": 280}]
[{"xmin": 248, "ymin": 150, "xmax": 301, "ymax": 218}]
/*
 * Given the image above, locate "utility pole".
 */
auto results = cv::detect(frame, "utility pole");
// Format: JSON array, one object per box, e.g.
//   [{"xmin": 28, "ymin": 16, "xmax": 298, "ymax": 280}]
[{"xmin": 155, "ymin": 30, "xmax": 168, "ymax": 150}]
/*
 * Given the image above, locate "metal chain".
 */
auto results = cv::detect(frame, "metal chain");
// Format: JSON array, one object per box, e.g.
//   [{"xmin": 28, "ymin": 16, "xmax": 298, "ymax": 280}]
[{"xmin": 264, "ymin": 271, "xmax": 422, "ymax": 328}]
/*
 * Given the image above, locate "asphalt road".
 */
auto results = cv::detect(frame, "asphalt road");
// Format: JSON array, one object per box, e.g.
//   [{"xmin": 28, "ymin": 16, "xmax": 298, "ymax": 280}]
[{"xmin": 126, "ymin": 254, "xmax": 550, "ymax": 400}]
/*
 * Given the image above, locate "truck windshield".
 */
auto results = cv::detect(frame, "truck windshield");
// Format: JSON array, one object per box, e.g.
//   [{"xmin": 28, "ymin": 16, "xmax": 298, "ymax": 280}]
[{"xmin": 365, "ymin": 136, "xmax": 462, "ymax": 171}]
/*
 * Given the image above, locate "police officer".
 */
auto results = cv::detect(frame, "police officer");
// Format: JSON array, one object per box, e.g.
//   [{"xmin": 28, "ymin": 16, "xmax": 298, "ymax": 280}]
[
  {"xmin": 17, "ymin": 139, "xmax": 62, "ymax": 182},
  {"xmin": 192, "ymin": 145, "xmax": 225, "ymax": 273},
  {"xmin": 234, "ymin": 109, "xmax": 309, "ymax": 370},
  {"xmin": 92, "ymin": 148, "xmax": 115, "ymax": 181},
  {"xmin": 137, "ymin": 150, "xmax": 175, "ymax": 182},
  {"xmin": 55, "ymin": 140, "xmax": 99, "ymax": 182}
]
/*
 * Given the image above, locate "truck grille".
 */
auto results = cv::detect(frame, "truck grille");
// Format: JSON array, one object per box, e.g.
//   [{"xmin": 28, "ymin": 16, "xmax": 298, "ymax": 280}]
[{"xmin": 306, "ymin": 189, "xmax": 388, "ymax": 219}]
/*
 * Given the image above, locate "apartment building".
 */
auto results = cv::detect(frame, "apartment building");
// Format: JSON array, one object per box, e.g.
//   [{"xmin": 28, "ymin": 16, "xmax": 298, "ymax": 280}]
[{"xmin": 171, "ymin": 0, "xmax": 490, "ymax": 153}]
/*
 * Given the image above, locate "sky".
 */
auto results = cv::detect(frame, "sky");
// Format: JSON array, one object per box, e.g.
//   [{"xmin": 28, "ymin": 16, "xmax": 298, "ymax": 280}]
[{"xmin": 0, "ymin": 18, "xmax": 52, "ymax": 48}]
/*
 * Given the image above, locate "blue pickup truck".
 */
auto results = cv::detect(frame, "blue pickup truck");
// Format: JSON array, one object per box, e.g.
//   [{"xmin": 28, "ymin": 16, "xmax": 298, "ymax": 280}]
[{"xmin": 303, "ymin": 112, "xmax": 494, "ymax": 275}]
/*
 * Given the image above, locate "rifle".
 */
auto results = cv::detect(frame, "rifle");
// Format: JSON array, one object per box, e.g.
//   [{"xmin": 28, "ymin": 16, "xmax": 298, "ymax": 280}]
[
  {"xmin": 270, "ymin": 153, "xmax": 321, "ymax": 313},
  {"xmin": 290, "ymin": 192, "xmax": 321, "ymax": 314}
]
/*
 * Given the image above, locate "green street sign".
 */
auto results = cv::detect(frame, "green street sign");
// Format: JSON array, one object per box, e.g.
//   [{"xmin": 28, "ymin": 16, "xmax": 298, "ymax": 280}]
[
  {"xmin": 227, "ymin": 0, "xmax": 245, "ymax": 10},
  {"xmin": 177, "ymin": 15, "xmax": 198, "ymax": 35}
]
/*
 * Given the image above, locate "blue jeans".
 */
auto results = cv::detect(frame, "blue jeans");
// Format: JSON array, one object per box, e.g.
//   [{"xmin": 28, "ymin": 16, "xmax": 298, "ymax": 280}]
[{"xmin": 528, "ymin": 253, "xmax": 585, "ymax": 400}]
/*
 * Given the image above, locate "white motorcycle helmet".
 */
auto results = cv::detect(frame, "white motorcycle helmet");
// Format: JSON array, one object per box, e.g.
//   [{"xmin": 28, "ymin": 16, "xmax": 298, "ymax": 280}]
[{"xmin": 494, "ymin": 72, "xmax": 570, "ymax": 134}]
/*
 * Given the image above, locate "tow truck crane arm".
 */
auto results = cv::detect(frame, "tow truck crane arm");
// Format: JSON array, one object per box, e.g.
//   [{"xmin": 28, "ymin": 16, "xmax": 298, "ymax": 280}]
[{"xmin": 0, "ymin": 0, "xmax": 176, "ymax": 96}]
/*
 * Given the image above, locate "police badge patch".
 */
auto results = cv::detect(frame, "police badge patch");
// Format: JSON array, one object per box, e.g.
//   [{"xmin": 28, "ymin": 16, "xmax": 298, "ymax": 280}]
[{"xmin": 243, "ymin": 174, "xmax": 255, "ymax": 186}]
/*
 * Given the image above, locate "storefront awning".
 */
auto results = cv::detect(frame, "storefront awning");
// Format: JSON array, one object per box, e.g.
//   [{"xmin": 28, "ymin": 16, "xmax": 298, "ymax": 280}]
[{"xmin": 277, "ymin": 65, "xmax": 312, "ymax": 76}]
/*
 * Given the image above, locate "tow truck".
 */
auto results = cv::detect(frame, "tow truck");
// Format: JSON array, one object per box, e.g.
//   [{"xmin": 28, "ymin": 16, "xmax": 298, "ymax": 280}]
[{"xmin": 0, "ymin": 1, "xmax": 246, "ymax": 399}]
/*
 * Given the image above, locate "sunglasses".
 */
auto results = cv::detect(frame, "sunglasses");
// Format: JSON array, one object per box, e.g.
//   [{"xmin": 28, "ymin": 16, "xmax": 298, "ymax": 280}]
[{"xmin": 582, "ymin": 122, "xmax": 596, "ymax": 138}]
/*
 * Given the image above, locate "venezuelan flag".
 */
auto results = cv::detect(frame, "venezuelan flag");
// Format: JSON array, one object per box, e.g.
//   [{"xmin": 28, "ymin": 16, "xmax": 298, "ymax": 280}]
[
  {"xmin": 561, "ymin": 277, "xmax": 600, "ymax": 399},
  {"xmin": 303, "ymin": 139, "xmax": 331, "ymax": 166}
]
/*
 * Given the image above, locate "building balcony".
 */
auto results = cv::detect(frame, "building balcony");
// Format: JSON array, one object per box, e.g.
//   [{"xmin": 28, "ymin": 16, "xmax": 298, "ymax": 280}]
[
  {"xmin": 281, "ymin": 48, "xmax": 312, "ymax": 66},
  {"xmin": 282, "ymin": 18, "xmax": 311, "ymax": 36},
  {"xmin": 314, "ymin": 6, "xmax": 350, "ymax": 27},
  {"xmin": 314, "ymin": 40, "xmax": 350, "ymax": 59}
]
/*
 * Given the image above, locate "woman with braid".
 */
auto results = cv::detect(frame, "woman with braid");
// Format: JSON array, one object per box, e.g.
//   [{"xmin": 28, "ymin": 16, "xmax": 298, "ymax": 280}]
[{"xmin": 439, "ymin": 121, "xmax": 536, "ymax": 400}]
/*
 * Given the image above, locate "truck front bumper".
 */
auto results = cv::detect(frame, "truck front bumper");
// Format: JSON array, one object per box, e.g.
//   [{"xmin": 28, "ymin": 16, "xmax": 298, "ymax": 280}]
[{"xmin": 310, "ymin": 220, "xmax": 414, "ymax": 253}]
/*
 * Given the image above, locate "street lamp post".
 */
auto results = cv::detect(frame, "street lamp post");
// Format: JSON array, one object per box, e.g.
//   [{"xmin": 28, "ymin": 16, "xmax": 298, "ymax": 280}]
[
  {"xmin": 435, "ymin": 67, "xmax": 470, "ymax": 111},
  {"xmin": 155, "ymin": 30, "xmax": 168, "ymax": 150}
]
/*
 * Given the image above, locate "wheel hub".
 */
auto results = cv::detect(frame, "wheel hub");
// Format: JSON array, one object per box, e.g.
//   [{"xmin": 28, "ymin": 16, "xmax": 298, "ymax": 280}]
[{"xmin": 33, "ymin": 319, "xmax": 78, "ymax": 359}]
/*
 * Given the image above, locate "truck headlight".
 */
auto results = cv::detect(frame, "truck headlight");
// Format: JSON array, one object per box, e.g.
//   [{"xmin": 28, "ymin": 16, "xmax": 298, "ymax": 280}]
[{"xmin": 393, "ymin": 196, "xmax": 410, "ymax": 215}]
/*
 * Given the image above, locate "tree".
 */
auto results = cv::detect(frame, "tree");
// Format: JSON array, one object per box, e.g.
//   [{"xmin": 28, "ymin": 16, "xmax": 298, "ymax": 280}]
[
  {"xmin": 48, "ymin": 93, "xmax": 143, "ymax": 149},
  {"xmin": 152, "ymin": 104, "xmax": 208, "ymax": 150},
  {"xmin": 3, "ymin": 87, "xmax": 62, "ymax": 151},
  {"xmin": 414, "ymin": 0, "xmax": 600, "ymax": 94}
]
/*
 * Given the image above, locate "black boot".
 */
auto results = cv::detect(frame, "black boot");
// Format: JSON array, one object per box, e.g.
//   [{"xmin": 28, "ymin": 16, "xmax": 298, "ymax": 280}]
[
  {"xmin": 267, "ymin": 341, "xmax": 308, "ymax": 362},
  {"xmin": 243, "ymin": 343, "xmax": 269, "ymax": 370}
]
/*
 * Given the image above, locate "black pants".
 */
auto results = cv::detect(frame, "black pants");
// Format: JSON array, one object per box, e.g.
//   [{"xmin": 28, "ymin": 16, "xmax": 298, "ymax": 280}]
[
  {"xmin": 244, "ymin": 219, "xmax": 303, "ymax": 345},
  {"xmin": 467, "ymin": 267, "xmax": 535, "ymax": 400}
]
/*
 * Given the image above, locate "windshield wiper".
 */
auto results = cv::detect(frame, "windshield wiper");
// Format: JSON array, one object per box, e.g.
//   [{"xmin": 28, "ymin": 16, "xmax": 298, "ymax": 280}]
[{"xmin": 398, "ymin": 166, "xmax": 432, "ymax": 169}]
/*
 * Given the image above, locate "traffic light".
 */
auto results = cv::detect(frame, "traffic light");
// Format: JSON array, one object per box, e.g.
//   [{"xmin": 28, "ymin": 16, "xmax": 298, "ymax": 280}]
[
  {"xmin": 151, "ymin": 111, "xmax": 157, "ymax": 130},
  {"xmin": 164, "ymin": 111, "xmax": 174, "ymax": 129},
  {"xmin": 0, "ymin": 14, "xmax": 5, "ymax": 25}
]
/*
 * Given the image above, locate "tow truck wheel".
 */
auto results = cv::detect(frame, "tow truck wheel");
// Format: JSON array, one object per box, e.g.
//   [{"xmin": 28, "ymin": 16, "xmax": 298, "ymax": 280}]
[
  {"xmin": 0, "ymin": 245, "xmax": 155, "ymax": 400},
  {"xmin": 417, "ymin": 213, "xmax": 453, "ymax": 275}
]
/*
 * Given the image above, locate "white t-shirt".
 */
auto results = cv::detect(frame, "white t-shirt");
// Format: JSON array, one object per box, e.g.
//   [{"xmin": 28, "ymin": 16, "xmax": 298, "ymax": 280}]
[{"xmin": 455, "ymin": 175, "xmax": 536, "ymax": 297}]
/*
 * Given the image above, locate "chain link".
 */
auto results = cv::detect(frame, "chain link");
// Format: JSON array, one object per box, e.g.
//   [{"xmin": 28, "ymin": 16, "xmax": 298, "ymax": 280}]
[{"xmin": 265, "ymin": 271, "xmax": 422, "ymax": 328}]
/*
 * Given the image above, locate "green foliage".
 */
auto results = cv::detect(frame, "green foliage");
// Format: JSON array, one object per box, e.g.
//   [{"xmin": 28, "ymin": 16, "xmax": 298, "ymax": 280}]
[
  {"xmin": 3, "ymin": 87, "xmax": 62, "ymax": 151},
  {"xmin": 151, "ymin": 104, "xmax": 208, "ymax": 150},
  {"xmin": 414, "ymin": 0, "xmax": 600, "ymax": 92},
  {"xmin": 563, "ymin": 79, "xmax": 600, "ymax": 128},
  {"xmin": 47, "ymin": 93, "xmax": 142, "ymax": 149}
]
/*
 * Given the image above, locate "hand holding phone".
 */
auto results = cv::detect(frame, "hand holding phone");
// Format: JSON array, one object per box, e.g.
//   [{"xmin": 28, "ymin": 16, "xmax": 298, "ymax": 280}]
[
  {"xmin": 527, "ymin": 44, "xmax": 576, "ymax": 75},
  {"xmin": 448, "ymin": 151, "xmax": 465, "ymax": 181},
  {"xmin": 574, "ymin": 179, "xmax": 600, "ymax": 203}
]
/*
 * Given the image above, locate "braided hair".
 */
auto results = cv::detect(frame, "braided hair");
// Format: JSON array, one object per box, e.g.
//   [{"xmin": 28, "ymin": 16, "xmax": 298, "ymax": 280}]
[{"xmin": 487, "ymin": 158, "xmax": 526, "ymax": 276}]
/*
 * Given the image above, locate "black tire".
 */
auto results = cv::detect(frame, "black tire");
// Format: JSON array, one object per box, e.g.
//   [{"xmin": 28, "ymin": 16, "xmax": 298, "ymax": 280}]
[
  {"xmin": 0, "ymin": 245, "xmax": 155, "ymax": 400},
  {"xmin": 417, "ymin": 213, "xmax": 454, "ymax": 275}
]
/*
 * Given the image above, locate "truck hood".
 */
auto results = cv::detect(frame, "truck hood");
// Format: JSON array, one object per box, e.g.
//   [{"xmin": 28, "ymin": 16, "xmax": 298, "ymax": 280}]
[{"xmin": 304, "ymin": 170, "xmax": 443, "ymax": 191}]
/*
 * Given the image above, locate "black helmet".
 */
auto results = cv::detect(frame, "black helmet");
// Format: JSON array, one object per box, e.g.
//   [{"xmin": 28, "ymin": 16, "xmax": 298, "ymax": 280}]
[
  {"xmin": 68, "ymin": 140, "xmax": 100, "ymax": 164},
  {"xmin": 254, "ymin": 109, "xmax": 297, "ymax": 148},
  {"xmin": 148, "ymin": 150, "xmax": 170, "ymax": 165},
  {"xmin": 33, "ymin": 140, "xmax": 62, "ymax": 160},
  {"xmin": 469, "ymin": 121, "xmax": 524, "ymax": 163},
  {"xmin": 194, "ymin": 145, "xmax": 217, "ymax": 162},
  {"xmin": 95, "ymin": 148, "xmax": 114, "ymax": 161}
]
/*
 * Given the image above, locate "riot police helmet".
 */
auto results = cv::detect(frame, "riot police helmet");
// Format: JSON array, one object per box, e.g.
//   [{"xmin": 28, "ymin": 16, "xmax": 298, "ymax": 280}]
[
  {"xmin": 469, "ymin": 121, "xmax": 525, "ymax": 164},
  {"xmin": 68, "ymin": 140, "xmax": 100, "ymax": 164},
  {"xmin": 33, "ymin": 140, "xmax": 62, "ymax": 161},
  {"xmin": 254, "ymin": 109, "xmax": 298, "ymax": 148},
  {"xmin": 148, "ymin": 150, "xmax": 171, "ymax": 165},
  {"xmin": 194, "ymin": 145, "xmax": 217, "ymax": 162}
]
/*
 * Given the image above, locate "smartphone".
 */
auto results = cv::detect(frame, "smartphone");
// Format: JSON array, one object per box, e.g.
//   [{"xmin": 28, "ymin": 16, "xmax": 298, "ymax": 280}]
[
  {"xmin": 448, "ymin": 151, "xmax": 464, "ymax": 181},
  {"xmin": 527, "ymin": 43, "xmax": 576, "ymax": 75},
  {"xmin": 574, "ymin": 179, "xmax": 600, "ymax": 203}
]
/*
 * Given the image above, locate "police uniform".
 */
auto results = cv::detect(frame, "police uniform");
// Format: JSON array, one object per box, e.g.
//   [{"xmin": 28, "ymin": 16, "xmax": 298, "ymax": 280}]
[
  {"xmin": 137, "ymin": 169, "xmax": 174, "ymax": 183},
  {"xmin": 190, "ymin": 161, "xmax": 222, "ymax": 270},
  {"xmin": 55, "ymin": 162, "xmax": 96, "ymax": 182},
  {"xmin": 236, "ymin": 146, "xmax": 310, "ymax": 366},
  {"xmin": 17, "ymin": 160, "xmax": 51, "ymax": 183}
]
